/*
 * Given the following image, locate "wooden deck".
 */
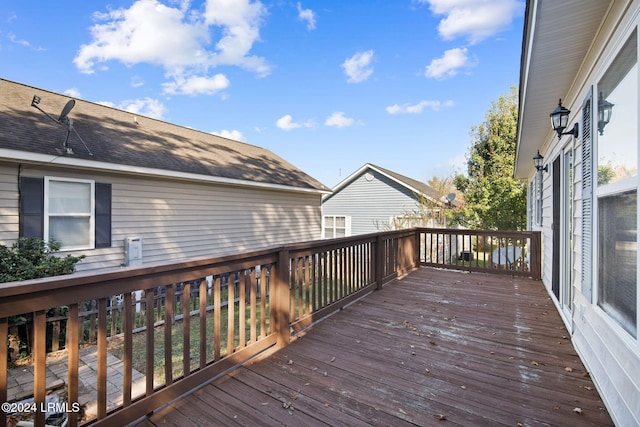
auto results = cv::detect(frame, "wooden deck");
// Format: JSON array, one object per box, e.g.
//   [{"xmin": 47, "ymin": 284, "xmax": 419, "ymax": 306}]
[{"xmin": 138, "ymin": 268, "xmax": 612, "ymax": 426}]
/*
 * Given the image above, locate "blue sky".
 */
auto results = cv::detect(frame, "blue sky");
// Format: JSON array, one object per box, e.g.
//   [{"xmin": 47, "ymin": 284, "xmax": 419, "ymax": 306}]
[{"xmin": 0, "ymin": 0, "xmax": 524, "ymax": 188}]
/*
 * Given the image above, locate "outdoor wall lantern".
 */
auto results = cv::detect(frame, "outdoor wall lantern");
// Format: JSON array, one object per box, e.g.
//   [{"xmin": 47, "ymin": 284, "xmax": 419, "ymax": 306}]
[
  {"xmin": 597, "ymin": 92, "xmax": 614, "ymax": 135},
  {"xmin": 533, "ymin": 151, "xmax": 548, "ymax": 173},
  {"xmin": 550, "ymin": 99, "xmax": 579, "ymax": 139}
]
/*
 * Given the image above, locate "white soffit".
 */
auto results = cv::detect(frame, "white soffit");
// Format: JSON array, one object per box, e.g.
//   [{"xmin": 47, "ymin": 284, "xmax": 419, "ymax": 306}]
[{"xmin": 516, "ymin": 0, "xmax": 612, "ymax": 178}]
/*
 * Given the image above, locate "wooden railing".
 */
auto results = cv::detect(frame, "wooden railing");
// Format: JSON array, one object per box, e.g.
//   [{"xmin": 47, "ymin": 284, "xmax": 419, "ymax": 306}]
[
  {"xmin": 0, "ymin": 229, "xmax": 419, "ymax": 427},
  {"xmin": 417, "ymin": 228, "xmax": 541, "ymax": 279}
]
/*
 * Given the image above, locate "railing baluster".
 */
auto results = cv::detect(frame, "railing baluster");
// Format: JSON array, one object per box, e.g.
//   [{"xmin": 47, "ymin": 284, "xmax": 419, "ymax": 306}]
[
  {"xmin": 199, "ymin": 279, "xmax": 207, "ymax": 369},
  {"xmin": 33, "ymin": 310, "xmax": 46, "ymax": 425},
  {"xmin": 183, "ymin": 282, "xmax": 191, "ymax": 376},
  {"xmin": 239, "ymin": 272, "xmax": 246, "ymax": 349},
  {"xmin": 213, "ymin": 276, "xmax": 221, "ymax": 360},
  {"xmin": 122, "ymin": 293, "xmax": 132, "ymax": 406},
  {"xmin": 250, "ymin": 268, "xmax": 257, "ymax": 343},
  {"xmin": 0, "ymin": 317, "xmax": 7, "ymax": 427},
  {"xmin": 227, "ymin": 276, "xmax": 235, "ymax": 355},
  {"xmin": 145, "ymin": 289, "xmax": 154, "ymax": 395},
  {"xmin": 67, "ymin": 303, "xmax": 79, "ymax": 427},
  {"xmin": 97, "ymin": 297, "xmax": 107, "ymax": 419}
]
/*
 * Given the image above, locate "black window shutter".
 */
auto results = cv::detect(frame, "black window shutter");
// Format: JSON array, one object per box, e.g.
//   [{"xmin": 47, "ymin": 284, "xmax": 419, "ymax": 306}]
[
  {"xmin": 95, "ymin": 183, "xmax": 112, "ymax": 248},
  {"xmin": 581, "ymin": 89, "xmax": 593, "ymax": 303},
  {"xmin": 19, "ymin": 177, "xmax": 44, "ymax": 239}
]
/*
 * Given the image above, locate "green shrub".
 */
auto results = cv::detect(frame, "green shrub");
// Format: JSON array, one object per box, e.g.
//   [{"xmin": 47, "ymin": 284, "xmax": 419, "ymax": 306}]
[{"xmin": 0, "ymin": 237, "xmax": 85, "ymax": 283}]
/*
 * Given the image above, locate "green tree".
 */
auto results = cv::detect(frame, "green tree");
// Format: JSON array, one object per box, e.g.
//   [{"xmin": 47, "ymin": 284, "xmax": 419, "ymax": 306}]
[
  {"xmin": 0, "ymin": 237, "xmax": 85, "ymax": 283},
  {"xmin": 452, "ymin": 87, "xmax": 526, "ymax": 230}
]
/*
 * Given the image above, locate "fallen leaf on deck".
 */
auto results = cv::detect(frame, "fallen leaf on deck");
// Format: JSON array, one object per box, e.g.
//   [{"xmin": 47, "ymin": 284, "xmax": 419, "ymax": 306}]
[
  {"xmin": 425, "ymin": 368, "xmax": 431, "ymax": 374},
  {"xmin": 261, "ymin": 402, "xmax": 269, "ymax": 406},
  {"xmin": 430, "ymin": 340, "xmax": 437, "ymax": 346},
  {"xmin": 330, "ymin": 356, "xmax": 336, "ymax": 362},
  {"xmin": 583, "ymin": 386, "xmax": 593, "ymax": 391},
  {"xmin": 435, "ymin": 414, "xmax": 447, "ymax": 420},
  {"xmin": 573, "ymin": 407, "xmax": 583, "ymax": 414},
  {"xmin": 564, "ymin": 366, "xmax": 573, "ymax": 372},
  {"xmin": 287, "ymin": 360, "xmax": 294, "ymax": 365},
  {"xmin": 553, "ymin": 404, "xmax": 560, "ymax": 410},
  {"xmin": 531, "ymin": 360, "xmax": 539, "ymax": 366},
  {"xmin": 460, "ymin": 385, "xmax": 467, "ymax": 390},
  {"xmin": 398, "ymin": 408, "xmax": 407, "ymax": 415}
]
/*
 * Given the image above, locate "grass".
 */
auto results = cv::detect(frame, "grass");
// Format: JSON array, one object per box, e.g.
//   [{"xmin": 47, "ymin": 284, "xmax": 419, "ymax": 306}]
[{"xmin": 107, "ymin": 300, "xmax": 270, "ymax": 386}]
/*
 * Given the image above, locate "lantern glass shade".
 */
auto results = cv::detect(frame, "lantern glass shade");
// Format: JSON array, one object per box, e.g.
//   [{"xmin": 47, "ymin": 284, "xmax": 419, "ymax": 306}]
[
  {"xmin": 533, "ymin": 151, "xmax": 544, "ymax": 171},
  {"xmin": 598, "ymin": 93, "xmax": 614, "ymax": 135},
  {"xmin": 550, "ymin": 99, "xmax": 570, "ymax": 134}
]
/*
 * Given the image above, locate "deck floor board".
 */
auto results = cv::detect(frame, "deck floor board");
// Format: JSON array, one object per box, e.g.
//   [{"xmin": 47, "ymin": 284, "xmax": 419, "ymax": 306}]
[{"xmin": 144, "ymin": 268, "xmax": 613, "ymax": 426}]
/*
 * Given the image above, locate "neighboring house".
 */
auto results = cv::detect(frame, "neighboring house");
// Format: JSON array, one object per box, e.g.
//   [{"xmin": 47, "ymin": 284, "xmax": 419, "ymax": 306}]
[
  {"xmin": 516, "ymin": 1, "xmax": 639, "ymax": 424},
  {"xmin": 321, "ymin": 163, "xmax": 451, "ymax": 238},
  {"xmin": 0, "ymin": 79, "xmax": 329, "ymax": 273}
]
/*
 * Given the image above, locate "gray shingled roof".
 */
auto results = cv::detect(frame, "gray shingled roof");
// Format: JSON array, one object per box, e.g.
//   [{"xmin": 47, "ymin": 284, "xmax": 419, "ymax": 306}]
[{"xmin": 0, "ymin": 79, "xmax": 329, "ymax": 192}]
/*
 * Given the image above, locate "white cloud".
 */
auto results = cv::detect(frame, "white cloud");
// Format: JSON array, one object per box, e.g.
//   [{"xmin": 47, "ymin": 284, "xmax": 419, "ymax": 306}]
[
  {"xmin": 98, "ymin": 97, "xmax": 166, "ymax": 119},
  {"xmin": 342, "ymin": 50, "xmax": 374, "ymax": 83},
  {"xmin": 64, "ymin": 88, "xmax": 82, "ymax": 98},
  {"xmin": 162, "ymin": 74, "xmax": 230, "ymax": 95},
  {"xmin": 325, "ymin": 112, "xmax": 355, "ymax": 128},
  {"xmin": 7, "ymin": 32, "xmax": 44, "ymax": 50},
  {"xmin": 297, "ymin": 3, "xmax": 316, "ymax": 30},
  {"xmin": 423, "ymin": 0, "xmax": 524, "ymax": 44},
  {"xmin": 276, "ymin": 114, "xmax": 314, "ymax": 131},
  {"xmin": 386, "ymin": 100, "xmax": 454, "ymax": 114},
  {"xmin": 130, "ymin": 76, "xmax": 145, "ymax": 88},
  {"xmin": 425, "ymin": 47, "xmax": 474, "ymax": 79},
  {"xmin": 213, "ymin": 129, "xmax": 246, "ymax": 141},
  {"xmin": 73, "ymin": 0, "xmax": 268, "ymax": 95}
]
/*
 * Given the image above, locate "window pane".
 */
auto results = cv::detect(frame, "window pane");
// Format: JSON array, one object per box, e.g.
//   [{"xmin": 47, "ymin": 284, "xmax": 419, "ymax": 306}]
[
  {"xmin": 49, "ymin": 180, "xmax": 91, "ymax": 213},
  {"xmin": 597, "ymin": 30, "xmax": 638, "ymax": 186},
  {"xmin": 335, "ymin": 228, "xmax": 346, "ymax": 238},
  {"xmin": 49, "ymin": 216, "xmax": 91, "ymax": 248},
  {"xmin": 598, "ymin": 190, "xmax": 637, "ymax": 337},
  {"xmin": 324, "ymin": 216, "xmax": 334, "ymax": 228},
  {"xmin": 336, "ymin": 216, "xmax": 346, "ymax": 228}
]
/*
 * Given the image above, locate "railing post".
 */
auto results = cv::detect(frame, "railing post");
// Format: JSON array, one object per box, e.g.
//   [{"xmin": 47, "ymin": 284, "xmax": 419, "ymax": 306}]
[
  {"xmin": 375, "ymin": 235, "xmax": 384, "ymax": 290},
  {"xmin": 531, "ymin": 231, "xmax": 542, "ymax": 280},
  {"xmin": 413, "ymin": 229, "xmax": 420, "ymax": 268},
  {"xmin": 273, "ymin": 248, "xmax": 291, "ymax": 348}
]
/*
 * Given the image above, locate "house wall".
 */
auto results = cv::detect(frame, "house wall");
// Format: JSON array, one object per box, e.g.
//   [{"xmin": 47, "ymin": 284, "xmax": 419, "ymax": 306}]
[
  {"xmin": 322, "ymin": 169, "xmax": 420, "ymax": 235},
  {"xmin": 528, "ymin": 2, "xmax": 640, "ymax": 424},
  {"xmin": 1, "ymin": 162, "xmax": 322, "ymax": 273}
]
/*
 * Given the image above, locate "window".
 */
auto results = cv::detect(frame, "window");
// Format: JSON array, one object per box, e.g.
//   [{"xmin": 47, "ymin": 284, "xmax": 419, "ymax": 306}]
[
  {"xmin": 595, "ymin": 29, "xmax": 638, "ymax": 337},
  {"xmin": 598, "ymin": 191, "xmax": 637, "ymax": 336},
  {"xmin": 19, "ymin": 176, "xmax": 112, "ymax": 250},
  {"xmin": 45, "ymin": 177, "xmax": 95, "ymax": 250},
  {"xmin": 323, "ymin": 215, "xmax": 350, "ymax": 238}
]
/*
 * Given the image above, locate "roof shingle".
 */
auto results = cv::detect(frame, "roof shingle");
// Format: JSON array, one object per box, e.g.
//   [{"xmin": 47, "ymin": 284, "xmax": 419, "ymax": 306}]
[{"xmin": 0, "ymin": 79, "xmax": 329, "ymax": 192}]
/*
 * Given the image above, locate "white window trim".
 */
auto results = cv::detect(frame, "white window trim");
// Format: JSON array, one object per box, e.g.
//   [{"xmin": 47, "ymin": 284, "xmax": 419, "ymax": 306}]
[
  {"xmin": 590, "ymin": 22, "xmax": 639, "ymax": 340},
  {"xmin": 322, "ymin": 215, "xmax": 351, "ymax": 239},
  {"xmin": 44, "ymin": 176, "xmax": 96, "ymax": 251}
]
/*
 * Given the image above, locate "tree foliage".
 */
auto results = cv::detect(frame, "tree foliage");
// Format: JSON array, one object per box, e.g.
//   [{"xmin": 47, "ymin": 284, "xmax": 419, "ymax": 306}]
[
  {"xmin": 452, "ymin": 87, "xmax": 526, "ymax": 230},
  {"xmin": 0, "ymin": 237, "xmax": 85, "ymax": 283}
]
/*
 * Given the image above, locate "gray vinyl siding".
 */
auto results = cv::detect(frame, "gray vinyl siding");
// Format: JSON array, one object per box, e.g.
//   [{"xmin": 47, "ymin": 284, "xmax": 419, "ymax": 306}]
[
  {"xmin": 4, "ymin": 164, "xmax": 322, "ymax": 273},
  {"xmin": 0, "ymin": 163, "xmax": 19, "ymax": 243},
  {"xmin": 323, "ymin": 169, "xmax": 419, "ymax": 235}
]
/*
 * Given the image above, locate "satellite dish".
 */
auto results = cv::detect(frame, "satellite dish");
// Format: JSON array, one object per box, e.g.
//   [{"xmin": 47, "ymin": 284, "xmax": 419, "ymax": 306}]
[
  {"xmin": 58, "ymin": 100, "xmax": 75, "ymax": 122},
  {"xmin": 31, "ymin": 96, "xmax": 92, "ymax": 156},
  {"xmin": 446, "ymin": 193, "xmax": 456, "ymax": 202}
]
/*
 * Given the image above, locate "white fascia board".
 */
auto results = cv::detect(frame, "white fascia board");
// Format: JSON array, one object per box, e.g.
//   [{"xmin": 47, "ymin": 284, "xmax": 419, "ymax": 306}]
[{"xmin": 1, "ymin": 148, "xmax": 329, "ymax": 195}]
